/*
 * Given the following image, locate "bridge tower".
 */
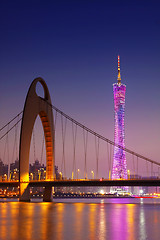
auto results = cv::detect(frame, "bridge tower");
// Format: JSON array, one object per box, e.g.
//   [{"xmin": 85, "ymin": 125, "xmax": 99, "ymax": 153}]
[
  {"xmin": 19, "ymin": 77, "xmax": 55, "ymax": 201},
  {"xmin": 112, "ymin": 56, "xmax": 127, "ymax": 180}
]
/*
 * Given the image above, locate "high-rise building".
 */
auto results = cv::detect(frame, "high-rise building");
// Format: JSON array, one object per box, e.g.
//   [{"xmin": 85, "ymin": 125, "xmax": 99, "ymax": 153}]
[{"xmin": 112, "ymin": 56, "xmax": 127, "ymax": 179}]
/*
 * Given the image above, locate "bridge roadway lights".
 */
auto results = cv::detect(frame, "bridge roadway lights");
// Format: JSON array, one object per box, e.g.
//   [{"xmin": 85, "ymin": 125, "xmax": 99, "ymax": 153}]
[{"xmin": 19, "ymin": 78, "xmax": 55, "ymax": 202}]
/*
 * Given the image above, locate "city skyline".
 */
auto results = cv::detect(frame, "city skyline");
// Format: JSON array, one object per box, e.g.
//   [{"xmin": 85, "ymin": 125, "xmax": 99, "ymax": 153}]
[{"xmin": 0, "ymin": 1, "xmax": 160, "ymax": 169}]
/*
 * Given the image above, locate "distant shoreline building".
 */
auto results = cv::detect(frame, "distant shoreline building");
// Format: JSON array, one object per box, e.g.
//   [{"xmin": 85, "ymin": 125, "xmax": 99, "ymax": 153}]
[{"xmin": 112, "ymin": 56, "xmax": 127, "ymax": 179}]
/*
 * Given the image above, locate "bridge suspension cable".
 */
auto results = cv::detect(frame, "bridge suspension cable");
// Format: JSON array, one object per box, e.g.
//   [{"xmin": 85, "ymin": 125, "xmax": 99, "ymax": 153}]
[
  {"xmin": 83, "ymin": 128, "xmax": 88, "ymax": 179},
  {"xmin": 61, "ymin": 114, "xmax": 67, "ymax": 177},
  {"xmin": 0, "ymin": 111, "xmax": 23, "ymax": 132},
  {"xmin": 43, "ymin": 99, "xmax": 160, "ymax": 167},
  {"xmin": 0, "ymin": 118, "xmax": 22, "ymax": 141},
  {"xmin": 32, "ymin": 127, "xmax": 36, "ymax": 162},
  {"xmin": 132, "ymin": 154, "xmax": 135, "ymax": 178},
  {"xmin": 72, "ymin": 122, "xmax": 77, "ymax": 179},
  {"xmin": 40, "ymin": 134, "xmax": 45, "ymax": 165},
  {"xmin": 3, "ymin": 124, "xmax": 10, "ymax": 180},
  {"xmin": 1, "ymin": 102, "xmax": 160, "ymax": 180},
  {"xmin": 95, "ymin": 135, "xmax": 100, "ymax": 179},
  {"xmin": 137, "ymin": 156, "xmax": 139, "ymax": 175},
  {"xmin": 11, "ymin": 114, "xmax": 19, "ymax": 163}
]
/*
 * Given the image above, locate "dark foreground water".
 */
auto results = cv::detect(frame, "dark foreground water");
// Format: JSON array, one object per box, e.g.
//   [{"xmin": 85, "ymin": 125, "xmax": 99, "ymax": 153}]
[{"xmin": 0, "ymin": 198, "xmax": 160, "ymax": 240}]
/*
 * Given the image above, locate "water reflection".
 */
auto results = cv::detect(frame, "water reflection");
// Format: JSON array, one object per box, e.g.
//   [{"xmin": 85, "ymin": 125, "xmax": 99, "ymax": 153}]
[
  {"xmin": 56, "ymin": 203, "xmax": 64, "ymax": 240},
  {"xmin": 18, "ymin": 203, "xmax": 34, "ymax": 240},
  {"xmin": 10, "ymin": 202, "xmax": 18, "ymax": 240},
  {"xmin": 99, "ymin": 203, "xmax": 106, "ymax": 240},
  {"xmin": 40, "ymin": 203, "xmax": 49, "ymax": 240},
  {"xmin": 126, "ymin": 204, "xmax": 135, "ymax": 240},
  {"xmin": 74, "ymin": 203, "xmax": 84, "ymax": 238},
  {"xmin": 111, "ymin": 204, "xmax": 127, "ymax": 240},
  {"xmin": 89, "ymin": 204, "xmax": 97, "ymax": 240},
  {"xmin": 40, "ymin": 203, "xmax": 54, "ymax": 240},
  {"xmin": 139, "ymin": 206, "xmax": 147, "ymax": 240},
  {"xmin": 0, "ymin": 199, "xmax": 160, "ymax": 240},
  {"xmin": 0, "ymin": 203, "xmax": 8, "ymax": 240}
]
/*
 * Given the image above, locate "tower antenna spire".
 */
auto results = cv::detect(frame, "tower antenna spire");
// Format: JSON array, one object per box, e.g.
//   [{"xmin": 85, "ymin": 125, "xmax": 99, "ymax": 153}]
[{"xmin": 117, "ymin": 55, "xmax": 121, "ymax": 84}]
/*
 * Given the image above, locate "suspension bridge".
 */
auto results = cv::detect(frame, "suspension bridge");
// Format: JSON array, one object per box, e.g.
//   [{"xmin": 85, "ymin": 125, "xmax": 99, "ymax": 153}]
[{"xmin": 0, "ymin": 78, "xmax": 160, "ymax": 201}]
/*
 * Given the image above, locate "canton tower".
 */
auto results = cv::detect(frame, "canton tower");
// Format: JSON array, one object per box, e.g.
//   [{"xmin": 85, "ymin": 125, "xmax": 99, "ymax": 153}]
[{"xmin": 112, "ymin": 56, "xmax": 127, "ymax": 179}]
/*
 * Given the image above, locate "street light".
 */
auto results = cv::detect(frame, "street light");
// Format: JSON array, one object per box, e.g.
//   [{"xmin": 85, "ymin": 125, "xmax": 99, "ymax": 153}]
[
  {"xmin": 77, "ymin": 169, "xmax": 80, "ymax": 179},
  {"xmin": 38, "ymin": 170, "xmax": 41, "ymax": 180},
  {"xmin": 30, "ymin": 173, "xmax": 33, "ymax": 180},
  {"xmin": 4, "ymin": 174, "xmax": 7, "ymax": 181},
  {"xmin": 127, "ymin": 170, "xmax": 130, "ymax": 179},
  {"xmin": 59, "ymin": 172, "xmax": 62, "ymax": 180},
  {"xmin": 91, "ymin": 171, "xmax": 94, "ymax": 179}
]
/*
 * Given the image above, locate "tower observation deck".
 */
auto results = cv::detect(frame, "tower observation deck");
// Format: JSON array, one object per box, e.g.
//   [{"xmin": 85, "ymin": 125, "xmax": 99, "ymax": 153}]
[{"xmin": 112, "ymin": 56, "xmax": 127, "ymax": 180}]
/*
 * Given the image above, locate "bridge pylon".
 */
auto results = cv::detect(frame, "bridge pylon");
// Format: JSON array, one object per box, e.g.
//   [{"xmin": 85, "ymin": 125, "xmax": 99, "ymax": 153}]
[{"xmin": 19, "ymin": 77, "xmax": 55, "ymax": 201}]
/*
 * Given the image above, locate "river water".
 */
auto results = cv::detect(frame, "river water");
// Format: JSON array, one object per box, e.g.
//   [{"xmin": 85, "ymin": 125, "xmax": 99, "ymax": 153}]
[{"xmin": 0, "ymin": 198, "xmax": 160, "ymax": 240}]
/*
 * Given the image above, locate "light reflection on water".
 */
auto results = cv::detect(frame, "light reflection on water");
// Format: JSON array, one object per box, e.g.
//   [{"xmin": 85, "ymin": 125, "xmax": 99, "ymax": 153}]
[
  {"xmin": 99, "ymin": 203, "xmax": 106, "ymax": 240},
  {"xmin": 0, "ymin": 198, "xmax": 160, "ymax": 240}
]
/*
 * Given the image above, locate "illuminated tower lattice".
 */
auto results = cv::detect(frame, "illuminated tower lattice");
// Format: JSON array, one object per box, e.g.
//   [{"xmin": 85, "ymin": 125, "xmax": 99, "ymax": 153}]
[{"xmin": 112, "ymin": 56, "xmax": 127, "ymax": 179}]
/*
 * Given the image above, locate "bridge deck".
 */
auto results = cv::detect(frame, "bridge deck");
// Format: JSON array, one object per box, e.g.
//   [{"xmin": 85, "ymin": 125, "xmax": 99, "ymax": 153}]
[
  {"xmin": 1, "ymin": 179, "xmax": 160, "ymax": 187},
  {"xmin": 29, "ymin": 179, "xmax": 160, "ymax": 187}
]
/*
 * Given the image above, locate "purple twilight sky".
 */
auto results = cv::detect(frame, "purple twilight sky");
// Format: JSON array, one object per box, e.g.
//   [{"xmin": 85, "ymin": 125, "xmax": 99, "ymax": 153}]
[{"xmin": 0, "ymin": 1, "xmax": 160, "ymax": 176}]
